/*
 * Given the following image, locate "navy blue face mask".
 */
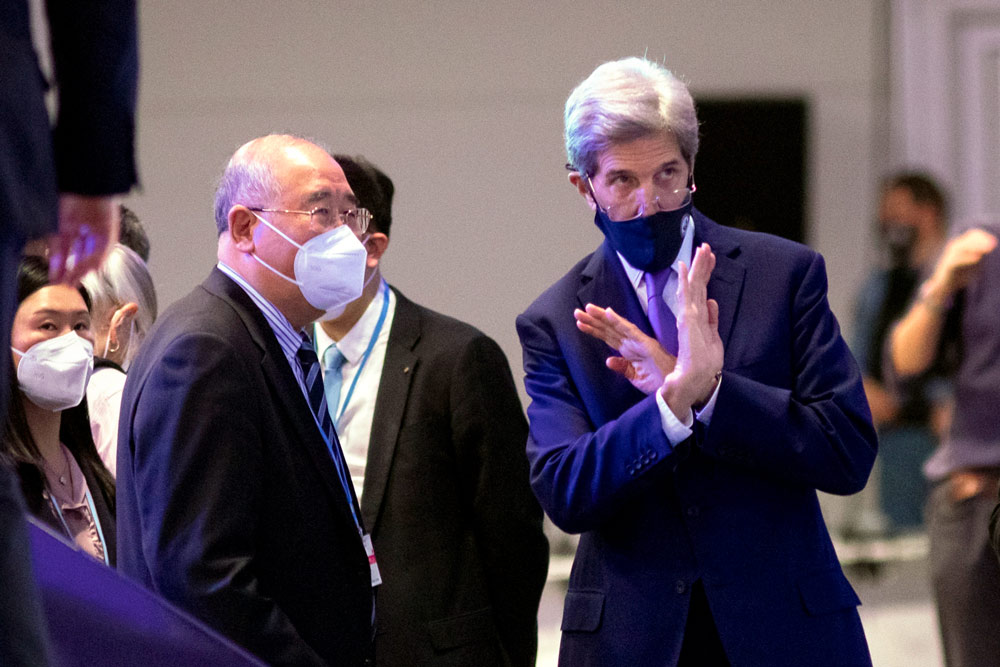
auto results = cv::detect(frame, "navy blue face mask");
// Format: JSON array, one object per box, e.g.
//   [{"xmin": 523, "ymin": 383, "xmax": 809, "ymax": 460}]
[{"xmin": 594, "ymin": 201, "xmax": 692, "ymax": 273}]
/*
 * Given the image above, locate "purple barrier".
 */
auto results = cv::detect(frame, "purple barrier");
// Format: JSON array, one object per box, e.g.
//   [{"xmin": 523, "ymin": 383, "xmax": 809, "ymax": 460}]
[{"xmin": 27, "ymin": 518, "xmax": 265, "ymax": 666}]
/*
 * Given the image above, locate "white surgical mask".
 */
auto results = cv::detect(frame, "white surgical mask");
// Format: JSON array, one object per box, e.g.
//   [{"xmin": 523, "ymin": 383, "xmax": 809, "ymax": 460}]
[
  {"xmin": 12, "ymin": 332, "xmax": 94, "ymax": 411},
  {"xmin": 250, "ymin": 213, "xmax": 368, "ymax": 317}
]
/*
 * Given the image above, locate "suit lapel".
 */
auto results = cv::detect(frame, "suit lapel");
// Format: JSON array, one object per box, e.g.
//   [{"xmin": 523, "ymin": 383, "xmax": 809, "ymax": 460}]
[
  {"xmin": 361, "ymin": 287, "xmax": 417, "ymax": 531},
  {"xmin": 202, "ymin": 270, "xmax": 358, "ymax": 524},
  {"xmin": 577, "ymin": 240, "xmax": 655, "ymax": 339},
  {"xmin": 576, "ymin": 241, "xmax": 651, "ymax": 421},
  {"xmin": 692, "ymin": 212, "xmax": 746, "ymax": 350}
]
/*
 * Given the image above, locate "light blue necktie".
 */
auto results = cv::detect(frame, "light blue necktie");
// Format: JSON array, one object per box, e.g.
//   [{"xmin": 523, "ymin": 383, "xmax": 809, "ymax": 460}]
[{"xmin": 323, "ymin": 345, "xmax": 346, "ymax": 425}]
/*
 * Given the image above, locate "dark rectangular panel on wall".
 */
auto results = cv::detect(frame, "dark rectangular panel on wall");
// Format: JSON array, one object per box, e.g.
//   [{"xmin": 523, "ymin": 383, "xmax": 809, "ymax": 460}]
[{"xmin": 693, "ymin": 98, "xmax": 808, "ymax": 244}]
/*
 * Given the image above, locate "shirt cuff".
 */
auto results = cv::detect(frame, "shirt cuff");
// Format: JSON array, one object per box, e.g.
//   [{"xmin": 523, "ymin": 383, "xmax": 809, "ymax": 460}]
[
  {"xmin": 656, "ymin": 389, "xmax": 693, "ymax": 446},
  {"xmin": 694, "ymin": 375, "xmax": 722, "ymax": 425}
]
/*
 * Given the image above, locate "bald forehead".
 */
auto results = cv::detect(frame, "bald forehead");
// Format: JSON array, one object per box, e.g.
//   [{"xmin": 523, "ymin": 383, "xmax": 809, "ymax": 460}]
[{"xmin": 232, "ymin": 135, "xmax": 335, "ymax": 171}]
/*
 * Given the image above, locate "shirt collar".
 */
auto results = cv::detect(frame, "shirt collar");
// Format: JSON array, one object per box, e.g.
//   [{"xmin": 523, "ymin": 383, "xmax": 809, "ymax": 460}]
[
  {"xmin": 312, "ymin": 278, "xmax": 389, "ymax": 365},
  {"xmin": 619, "ymin": 213, "xmax": 696, "ymax": 288},
  {"xmin": 216, "ymin": 261, "xmax": 303, "ymax": 361}
]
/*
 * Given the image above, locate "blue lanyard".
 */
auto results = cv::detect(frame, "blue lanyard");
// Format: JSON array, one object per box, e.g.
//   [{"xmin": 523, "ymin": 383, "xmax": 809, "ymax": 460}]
[
  {"xmin": 307, "ymin": 409, "xmax": 363, "ymax": 533},
  {"xmin": 318, "ymin": 281, "xmax": 391, "ymax": 428},
  {"xmin": 48, "ymin": 485, "xmax": 110, "ymax": 566},
  {"xmin": 308, "ymin": 281, "xmax": 390, "ymax": 533}
]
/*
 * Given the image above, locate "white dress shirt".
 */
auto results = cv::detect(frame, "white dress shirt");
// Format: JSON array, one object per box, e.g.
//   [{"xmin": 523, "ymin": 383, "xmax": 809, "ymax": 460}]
[
  {"xmin": 313, "ymin": 279, "xmax": 396, "ymax": 501},
  {"xmin": 615, "ymin": 214, "xmax": 721, "ymax": 446}
]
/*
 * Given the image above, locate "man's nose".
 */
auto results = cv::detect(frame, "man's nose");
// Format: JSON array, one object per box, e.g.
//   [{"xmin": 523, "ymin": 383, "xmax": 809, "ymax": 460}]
[{"xmin": 634, "ymin": 187, "xmax": 658, "ymax": 216}]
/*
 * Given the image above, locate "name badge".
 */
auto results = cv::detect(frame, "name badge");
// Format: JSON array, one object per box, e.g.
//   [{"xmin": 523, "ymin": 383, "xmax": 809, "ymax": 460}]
[{"xmin": 363, "ymin": 533, "xmax": 382, "ymax": 587}]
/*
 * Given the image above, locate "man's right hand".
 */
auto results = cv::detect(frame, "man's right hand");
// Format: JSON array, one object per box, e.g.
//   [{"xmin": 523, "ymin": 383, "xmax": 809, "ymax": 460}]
[{"xmin": 47, "ymin": 193, "xmax": 121, "ymax": 285}]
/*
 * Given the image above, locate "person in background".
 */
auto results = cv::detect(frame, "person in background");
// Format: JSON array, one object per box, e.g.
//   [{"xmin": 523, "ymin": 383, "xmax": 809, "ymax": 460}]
[
  {"xmin": 2, "ymin": 0, "xmax": 137, "ymax": 661},
  {"xmin": 850, "ymin": 172, "xmax": 951, "ymax": 534},
  {"xmin": 317, "ymin": 154, "xmax": 548, "ymax": 666},
  {"xmin": 889, "ymin": 223, "xmax": 1000, "ymax": 667},
  {"xmin": 81, "ymin": 244, "xmax": 157, "ymax": 477},
  {"xmin": 517, "ymin": 57, "xmax": 876, "ymax": 665},
  {"xmin": 2, "ymin": 255, "xmax": 115, "ymax": 566},
  {"xmin": 118, "ymin": 206, "xmax": 151, "ymax": 263}
]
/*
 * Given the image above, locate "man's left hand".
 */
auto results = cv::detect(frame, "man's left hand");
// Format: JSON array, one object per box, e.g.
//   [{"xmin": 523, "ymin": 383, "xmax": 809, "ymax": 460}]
[{"xmin": 660, "ymin": 243, "xmax": 724, "ymax": 418}]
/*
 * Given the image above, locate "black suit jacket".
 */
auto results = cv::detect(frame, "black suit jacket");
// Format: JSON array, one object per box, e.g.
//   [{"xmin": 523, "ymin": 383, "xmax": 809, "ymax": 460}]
[
  {"xmin": 117, "ymin": 269, "xmax": 374, "ymax": 666},
  {"xmin": 359, "ymin": 288, "xmax": 548, "ymax": 667},
  {"xmin": 0, "ymin": 0, "xmax": 138, "ymax": 242}
]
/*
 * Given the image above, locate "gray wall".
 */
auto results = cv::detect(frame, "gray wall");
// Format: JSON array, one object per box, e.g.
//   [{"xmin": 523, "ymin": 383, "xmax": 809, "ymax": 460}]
[{"xmin": 129, "ymin": 1, "xmax": 887, "ymax": 401}]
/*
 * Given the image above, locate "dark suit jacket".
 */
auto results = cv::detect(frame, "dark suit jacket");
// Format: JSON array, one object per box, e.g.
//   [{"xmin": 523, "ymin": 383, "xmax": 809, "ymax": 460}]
[
  {"xmin": 516, "ymin": 212, "xmax": 877, "ymax": 666},
  {"xmin": 117, "ymin": 269, "xmax": 374, "ymax": 666},
  {"xmin": 358, "ymin": 288, "xmax": 548, "ymax": 667},
  {"xmin": 0, "ymin": 0, "xmax": 138, "ymax": 242}
]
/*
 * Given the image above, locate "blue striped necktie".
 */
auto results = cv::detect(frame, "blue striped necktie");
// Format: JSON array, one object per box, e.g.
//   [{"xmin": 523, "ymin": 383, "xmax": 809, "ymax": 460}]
[
  {"xmin": 298, "ymin": 333, "xmax": 376, "ymax": 635},
  {"xmin": 296, "ymin": 334, "xmax": 354, "ymax": 510}
]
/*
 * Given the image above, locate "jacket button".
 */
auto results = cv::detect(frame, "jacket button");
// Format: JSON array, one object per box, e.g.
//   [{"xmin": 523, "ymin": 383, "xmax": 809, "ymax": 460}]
[{"xmin": 675, "ymin": 580, "xmax": 687, "ymax": 594}]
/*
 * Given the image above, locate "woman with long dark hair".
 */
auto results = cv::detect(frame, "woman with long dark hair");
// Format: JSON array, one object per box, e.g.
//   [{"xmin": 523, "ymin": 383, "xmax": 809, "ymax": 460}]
[{"xmin": 3, "ymin": 255, "xmax": 115, "ymax": 565}]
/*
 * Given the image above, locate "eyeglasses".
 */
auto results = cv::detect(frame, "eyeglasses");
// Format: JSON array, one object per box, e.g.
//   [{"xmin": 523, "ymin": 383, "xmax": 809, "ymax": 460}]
[
  {"xmin": 248, "ymin": 206, "xmax": 371, "ymax": 235},
  {"xmin": 585, "ymin": 174, "xmax": 695, "ymax": 222}
]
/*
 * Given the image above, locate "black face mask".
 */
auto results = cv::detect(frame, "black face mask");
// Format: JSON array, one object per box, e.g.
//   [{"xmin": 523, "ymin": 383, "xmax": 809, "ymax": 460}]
[
  {"xmin": 882, "ymin": 223, "xmax": 917, "ymax": 267},
  {"xmin": 594, "ymin": 201, "xmax": 692, "ymax": 273}
]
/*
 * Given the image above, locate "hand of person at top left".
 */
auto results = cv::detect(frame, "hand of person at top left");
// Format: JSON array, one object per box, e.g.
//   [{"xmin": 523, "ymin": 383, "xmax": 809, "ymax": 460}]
[
  {"xmin": 660, "ymin": 243, "xmax": 723, "ymax": 419},
  {"xmin": 47, "ymin": 193, "xmax": 120, "ymax": 285},
  {"xmin": 575, "ymin": 303, "xmax": 676, "ymax": 394}
]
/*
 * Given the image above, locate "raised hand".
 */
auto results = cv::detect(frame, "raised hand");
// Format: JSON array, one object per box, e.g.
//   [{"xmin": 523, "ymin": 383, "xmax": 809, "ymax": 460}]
[
  {"xmin": 661, "ymin": 243, "xmax": 724, "ymax": 417},
  {"xmin": 575, "ymin": 304, "xmax": 676, "ymax": 394},
  {"xmin": 925, "ymin": 227, "xmax": 998, "ymax": 302},
  {"xmin": 48, "ymin": 193, "xmax": 120, "ymax": 285}
]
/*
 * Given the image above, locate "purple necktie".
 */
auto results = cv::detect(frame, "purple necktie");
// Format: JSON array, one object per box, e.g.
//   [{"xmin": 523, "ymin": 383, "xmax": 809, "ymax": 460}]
[{"xmin": 644, "ymin": 268, "xmax": 678, "ymax": 355}]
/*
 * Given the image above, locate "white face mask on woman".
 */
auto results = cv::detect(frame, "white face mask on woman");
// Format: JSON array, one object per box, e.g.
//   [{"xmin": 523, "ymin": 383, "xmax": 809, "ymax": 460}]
[
  {"xmin": 250, "ymin": 213, "xmax": 368, "ymax": 319},
  {"xmin": 12, "ymin": 331, "xmax": 94, "ymax": 411}
]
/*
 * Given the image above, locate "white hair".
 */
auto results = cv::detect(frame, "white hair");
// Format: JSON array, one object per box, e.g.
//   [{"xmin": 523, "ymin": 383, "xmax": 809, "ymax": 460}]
[
  {"xmin": 81, "ymin": 244, "xmax": 158, "ymax": 368},
  {"xmin": 564, "ymin": 57, "xmax": 700, "ymax": 177}
]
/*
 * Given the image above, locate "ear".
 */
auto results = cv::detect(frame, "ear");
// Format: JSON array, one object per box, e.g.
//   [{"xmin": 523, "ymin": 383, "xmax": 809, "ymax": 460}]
[
  {"xmin": 568, "ymin": 171, "xmax": 597, "ymax": 211},
  {"xmin": 108, "ymin": 302, "xmax": 139, "ymax": 346},
  {"xmin": 363, "ymin": 232, "xmax": 389, "ymax": 269},
  {"xmin": 228, "ymin": 205, "xmax": 259, "ymax": 252}
]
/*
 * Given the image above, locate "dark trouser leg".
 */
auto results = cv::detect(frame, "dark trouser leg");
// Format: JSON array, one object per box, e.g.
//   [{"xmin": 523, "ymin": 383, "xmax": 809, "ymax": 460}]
[
  {"xmin": 677, "ymin": 580, "xmax": 729, "ymax": 666},
  {"xmin": 927, "ymin": 479, "xmax": 1000, "ymax": 667}
]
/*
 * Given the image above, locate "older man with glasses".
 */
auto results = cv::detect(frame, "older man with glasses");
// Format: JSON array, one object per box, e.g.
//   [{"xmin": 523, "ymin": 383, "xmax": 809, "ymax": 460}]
[
  {"xmin": 117, "ymin": 134, "xmax": 377, "ymax": 666},
  {"xmin": 516, "ymin": 57, "xmax": 877, "ymax": 666}
]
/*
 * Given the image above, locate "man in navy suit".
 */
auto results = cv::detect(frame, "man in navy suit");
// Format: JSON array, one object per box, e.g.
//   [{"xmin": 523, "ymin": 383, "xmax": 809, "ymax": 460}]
[{"xmin": 516, "ymin": 57, "xmax": 877, "ymax": 665}]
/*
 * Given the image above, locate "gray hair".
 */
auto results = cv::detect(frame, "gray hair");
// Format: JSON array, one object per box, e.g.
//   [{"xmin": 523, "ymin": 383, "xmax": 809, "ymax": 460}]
[
  {"xmin": 564, "ymin": 57, "xmax": 700, "ymax": 177},
  {"xmin": 213, "ymin": 154, "xmax": 281, "ymax": 236},
  {"xmin": 81, "ymin": 244, "xmax": 158, "ymax": 368}
]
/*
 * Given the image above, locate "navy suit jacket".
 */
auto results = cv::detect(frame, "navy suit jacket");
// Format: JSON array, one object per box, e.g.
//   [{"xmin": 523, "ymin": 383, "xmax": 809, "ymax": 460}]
[
  {"xmin": 516, "ymin": 212, "xmax": 877, "ymax": 666},
  {"xmin": 0, "ymin": 0, "xmax": 138, "ymax": 242},
  {"xmin": 117, "ymin": 269, "xmax": 374, "ymax": 666}
]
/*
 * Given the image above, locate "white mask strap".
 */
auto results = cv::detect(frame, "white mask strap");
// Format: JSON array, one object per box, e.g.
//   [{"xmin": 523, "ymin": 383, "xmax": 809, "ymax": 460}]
[
  {"xmin": 250, "ymin": 252, "xmax": 302, "ymax": 286},
  {"xmin": 252, "ymin": 212, "xmax": 304, "ymax": 250}
]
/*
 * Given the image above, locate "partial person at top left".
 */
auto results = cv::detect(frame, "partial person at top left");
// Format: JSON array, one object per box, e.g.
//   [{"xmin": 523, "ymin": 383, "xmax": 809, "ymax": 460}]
[{"xmin": 1, "ymin": 1, "xmax": 137, "ymax": 665}]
